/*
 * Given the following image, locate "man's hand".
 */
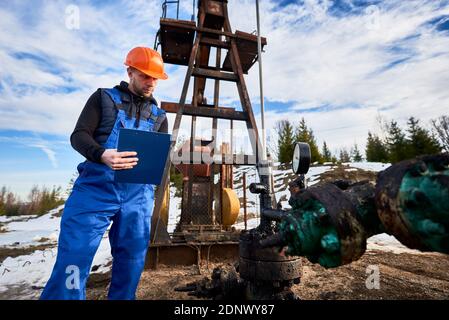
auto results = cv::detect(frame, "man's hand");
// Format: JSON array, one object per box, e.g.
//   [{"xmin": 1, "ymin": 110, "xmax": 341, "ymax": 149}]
[{"xmin": 101, "ymin": 149, "xmax": 138, "ymax": 170}]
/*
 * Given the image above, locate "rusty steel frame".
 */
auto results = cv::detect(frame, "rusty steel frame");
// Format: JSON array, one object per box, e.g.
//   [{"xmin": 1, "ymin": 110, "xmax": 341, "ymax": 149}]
[
  {"xmin": 160, "ymin": 102, "xmax": 248, "ymax": 121},
  {"xmin": 150, "ymin": 0, "xmax": 270, "ymax": 248},
  {"xmin": 147, "ymin": 242, "xmax": 239, "ymax": 270}
]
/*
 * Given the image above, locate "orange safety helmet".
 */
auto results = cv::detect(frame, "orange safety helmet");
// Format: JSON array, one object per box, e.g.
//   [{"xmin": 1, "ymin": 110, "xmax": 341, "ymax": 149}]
[{"xmin": 124, "ymin": 47, "xmax": 168, "ymax": 80}]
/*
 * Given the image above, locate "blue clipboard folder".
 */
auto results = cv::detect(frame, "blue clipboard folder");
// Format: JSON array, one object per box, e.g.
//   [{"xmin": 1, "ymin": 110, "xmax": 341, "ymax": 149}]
[{"xmin": 114, "ymin": 128, "xmax": 171, "ymax": 185}]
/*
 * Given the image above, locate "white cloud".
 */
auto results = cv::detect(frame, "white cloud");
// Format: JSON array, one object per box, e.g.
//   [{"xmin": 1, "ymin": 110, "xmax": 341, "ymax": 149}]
[
  {"xmin": 0, "ymin": 0, "xmax": 448, "ymax": 158},
  {"xmin": 29, "ymin": 143, "xmax": 58, "ymax": 168},
  {"xmin": 0, "ymin": 0, "xmax": 173, "ymax": 133},
  {"xmin": 225, "ymin": 0, "xmax": 449, "ymax": 153},
  {"xmin": 0, "ymin": 136, "xmax": 65, "ymax": 168}
]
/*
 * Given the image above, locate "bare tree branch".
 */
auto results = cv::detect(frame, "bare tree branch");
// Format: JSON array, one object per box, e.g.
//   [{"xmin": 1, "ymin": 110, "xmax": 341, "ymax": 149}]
[{"xmin": 431, "ymin": 116, "xmax": 449, "ymax": 152}]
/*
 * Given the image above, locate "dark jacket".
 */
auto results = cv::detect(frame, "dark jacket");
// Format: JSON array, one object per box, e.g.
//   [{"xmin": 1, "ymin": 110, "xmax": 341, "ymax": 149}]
[{"xmin": 70, "ymin": 81, "xmax": 168, "ymax": 163}]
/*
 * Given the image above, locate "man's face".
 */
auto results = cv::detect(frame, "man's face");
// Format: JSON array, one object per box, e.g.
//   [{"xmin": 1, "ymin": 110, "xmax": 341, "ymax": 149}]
[{"xmin": 128, "ymin": 68, "xmax": 158, "ymax": 98}]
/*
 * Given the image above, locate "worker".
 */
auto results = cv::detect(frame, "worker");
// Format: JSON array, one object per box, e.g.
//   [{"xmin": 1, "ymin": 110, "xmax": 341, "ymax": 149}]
[{"xmin": 40, "ymin": 47, "xmax": 169, "ymax": 300}]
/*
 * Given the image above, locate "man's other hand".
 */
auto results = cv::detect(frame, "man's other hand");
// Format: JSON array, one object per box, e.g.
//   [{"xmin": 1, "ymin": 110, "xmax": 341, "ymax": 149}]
[{"xmin": 101, "ymin": 149, "xmax": 138, "ymax": 170}]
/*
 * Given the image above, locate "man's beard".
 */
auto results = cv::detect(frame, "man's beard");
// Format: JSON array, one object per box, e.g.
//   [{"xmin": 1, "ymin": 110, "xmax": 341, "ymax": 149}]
[{"xmin": 136, "ymin": 86, "xmax": 153, "ymax": 98}]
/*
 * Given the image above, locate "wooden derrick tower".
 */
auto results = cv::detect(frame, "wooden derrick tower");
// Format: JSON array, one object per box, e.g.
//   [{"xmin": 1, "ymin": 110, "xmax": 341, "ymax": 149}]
[{"xmin": 147, "ymin": 0, "xmax": 268, "ymax": 268}]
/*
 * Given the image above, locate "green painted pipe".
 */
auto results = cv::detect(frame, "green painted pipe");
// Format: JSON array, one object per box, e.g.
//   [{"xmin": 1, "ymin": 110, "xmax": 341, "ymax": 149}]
[{"xmin": 263, "ymin": 153, "xmax": 449, "ymax": 268}]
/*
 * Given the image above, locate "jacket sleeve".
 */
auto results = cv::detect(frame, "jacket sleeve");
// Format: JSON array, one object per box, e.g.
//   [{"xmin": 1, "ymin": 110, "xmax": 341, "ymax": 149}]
[
  {"xmin": 158, "ymin": 116, "xmax": 168, "ymax": 133},
  {"xmin": 70, "ymin": 89, "xmax": 106, "ymax": 163}
]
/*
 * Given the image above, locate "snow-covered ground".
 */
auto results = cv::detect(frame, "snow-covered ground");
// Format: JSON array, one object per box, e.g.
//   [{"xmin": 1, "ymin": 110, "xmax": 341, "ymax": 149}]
[
  {"xmin": 234, "ymin": 217, "xmax": 260, "ymax": 230},
  {"xmin": 0, "ymin": 205, "xmax": 112, "ymax": 299},
  {"xmin": 167, "ymin": 183, "xmax": 182, "ymax": 233},
  {"xmin": 347, "ymin": 162, "xmax": 390, "ymax": 172},
  {"xmin": 0, "ymin": 215, "xmax": 37, "ymax": 223},
  {"xmin": 1, "ymin": 161, "xmax": 424, "ymax": 300},
  {"xmin": 0, "ymin": 206, "xmax": 61, "ymax": 247},
  {"xmin": 367, "ymin": 233, "xmax": 424, "ymax": 254}
]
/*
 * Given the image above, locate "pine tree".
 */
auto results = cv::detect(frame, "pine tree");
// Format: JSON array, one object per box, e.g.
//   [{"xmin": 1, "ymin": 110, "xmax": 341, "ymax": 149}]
[
  {"xmin": 386, "ymin": 121, "xmax": 408, "ymax": 163},
  {"xmin": 322, "ymin": 141, "xmax": 332, "ymax": 162},
  {"xmin": 0, "ymin": 186, "xmax": 7, "ymax": 215},
  {"xmin": 295, "ymin": 118, "xmax": 323, "ymax": 163},
  {"xmin": 339, "ymin": 148, "xmax": 351, "ymax": 162},
  {"xmin": 5, "ymin": 192, "xmax": 19, "ymax": 216},
  {"xmin": 366, "ymin": 132, "xmax": 389, "ymax": 162},
  {"xmin": 406, "ymin": 117, "xmax": 441, "ymax": 157},
  {"xmin": 65, "ymin": 173, "xmax": 79, "ymax": 198},
  {"xmin": 351, "ymin": 143, "xmax": 363, "ymax": 162},
  {"xmin": 276, "ymin": 120, "xmax": 295, "ymax": 164}
]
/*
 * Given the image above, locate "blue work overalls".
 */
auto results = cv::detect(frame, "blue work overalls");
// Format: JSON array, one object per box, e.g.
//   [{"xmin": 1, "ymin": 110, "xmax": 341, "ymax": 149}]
[{"xmin": 40, "ymin": 88, "xmax": 164, "ymax": 300}]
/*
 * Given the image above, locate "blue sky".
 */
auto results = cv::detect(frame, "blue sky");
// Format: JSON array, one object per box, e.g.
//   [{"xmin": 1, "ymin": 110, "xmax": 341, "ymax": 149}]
[{"xmin": 1, "ymin": 0, "xmax": 449, "ymax": 198}]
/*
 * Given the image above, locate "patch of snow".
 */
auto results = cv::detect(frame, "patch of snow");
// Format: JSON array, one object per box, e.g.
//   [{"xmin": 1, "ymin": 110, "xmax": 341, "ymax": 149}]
[
  {"xmin": 367, "ymin": 233, "xmax": 424, "ymax": 254},
  {"xmin": 32, "ymin": 236, "xmax": 45, "ymax": 242},
  {"xmin": 280, "ymin": 200, "xmax": 290, "ymax": 208},
  {"xmin": 0, "ymin": 215, "xmax": 37, "ymax": 223},
  {"xmin": 90, "ymin": 236, "xmax": 113, "ymax": 274},
  {"xmin": 0, "ymin": 204, "xmax": 112, "ymax": 299},
  {"xmin": 0, "ymin": 205, "xmax": 64, "ymax": 247},
  {"xmin": 234, "ymin": 218, "xmax": 260, "ymax": 230},
  {"xmin": 167, "ymin": 184, "xmax": 182, "ymax": 233},
  {"xmin": 306, "ymin": 165, "xmax": 333, "ymax": 186},
  {"xmin": 350, "ymin": 162, "xmax": 391, "ymax": 172},
  {"xmin": 0, "ymin": 235, "xmax": 112, "ymax": 299},
  {"xmin": 0, "ymin": 230, "xmax": 58, "ymax": 247},
  {"xmin": 48, "ymin": 233, "xmax": 58, "ymax": 242},
  {"xmin": 274, "ymin": 188, "xmax": 292, "ymax": 210}
]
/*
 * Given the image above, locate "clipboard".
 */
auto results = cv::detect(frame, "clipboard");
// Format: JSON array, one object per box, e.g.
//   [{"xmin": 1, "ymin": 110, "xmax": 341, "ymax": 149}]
[{"xmin": 114, "ymin": 128, "xmax": 171, "ymax": 185}]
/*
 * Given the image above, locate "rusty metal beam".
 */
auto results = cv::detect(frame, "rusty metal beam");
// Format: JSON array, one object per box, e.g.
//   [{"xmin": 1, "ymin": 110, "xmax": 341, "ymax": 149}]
[
  {"xmin": 160, "ymin": 19, "xmax": 234, "ymax": 38},
  {"xmin": 200, "ymin": 37, "xmax": 230, "ymax": 49},
  {"xmin": 194, "ymin": 43, "xmax": 212, "ymax": 107},
  {"xmin": 160, "ymin": 19, "xmax": 267, "ymax": 44},
  {"xmin": 146, "ymin": 242, "xmax": 239, "ymax": 269},
  {"xmin": 161, "ymin": 102, "xmax": 247, "ymax": 121},
  {"xmin": 211, "ymin": 46, "xmax": 221, "ymax": 225},
  {"xmin": 193, "ymin": 67, "xmax": 238, "ymax": 81},
  {"xmin": 177, "ymin": 152, "xmax": 256, "ymax": 165}
]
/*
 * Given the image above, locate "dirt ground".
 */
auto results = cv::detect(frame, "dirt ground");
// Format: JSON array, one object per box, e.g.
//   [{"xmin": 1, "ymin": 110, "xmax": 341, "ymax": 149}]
[
  {"xmin": 0, "ymin": 244, "xmax": 54, "ymax": 263},
  {"xmin": 85, "ymin": 249, "xmax": 449, "ymax": 300},
  {"xmin": 317, "ymin": 164, "xmax": 378, "ymax": 185}
]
